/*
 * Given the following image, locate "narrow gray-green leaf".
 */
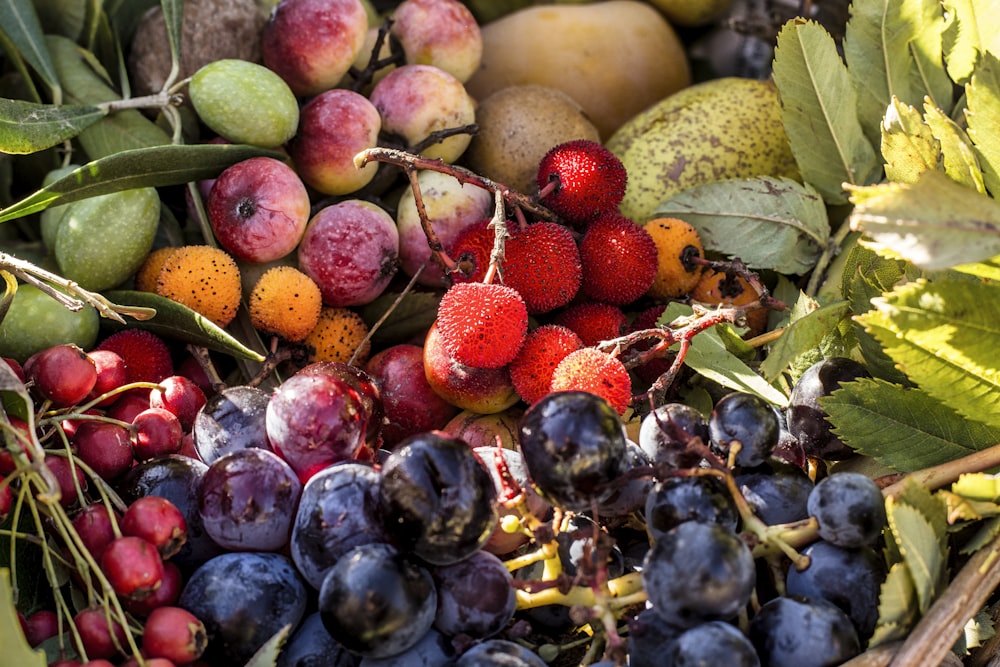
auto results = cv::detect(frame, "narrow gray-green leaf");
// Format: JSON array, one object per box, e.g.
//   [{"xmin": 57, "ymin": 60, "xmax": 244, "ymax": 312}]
[
  {"xmin": 856, "ymin": 277, "xmax": 1000, "ymax": 428},
  {"xmin": 967, "ymin": 51, "xmax": 1000, "ymax": 197},
  {"xmin": 654, "ymin": 176, "xmax": 829, "ymax": 274},
  {"xmin": 822, "ymin": 378, "xmax": 1000, "ymax": 471},
  {"xmin": 923, "ymin": 99, "xmax": 986, "ymax": 192},
  {"xmin": 881, "ymin": 96, "xmax": 943, "ymax": 183},
  {"xmin": 0, "ymin": 0, "xmax": 60, "ymax": 97},
  {"xmin": 887, "ymin": 501, "xmax": 943, "ymax": 612},
  {"xmin": 103, "ymin": 291, "xmax": 265, "ymax": 362},
  {"xmin": 772, "ymin": 18, "xmax": 881, "ymax": 204},
  {"xmin": 160, "ymin": 0, "xmax": 183, "ymax": 87},
  {"xmin": 941, "ymin": 0, "xmax": 1000, "ymax": 85},
  {"xmin": 0, "ymin": 143, "xmax": 282, "ymax": 223},
  {"xmin": 760, "ymin": 300, "xmax": 850, "ymax": 381},
  {"xmin": 0, "ymin": 98, "xmax": 105, "ymax": 154},
  {"xmin": 843, "ymin": 0, "xmax": 931, "ymax": 146},
  {"xmin": 848, "ymin": 169, "xmax": 1000, "ymax": 270}
]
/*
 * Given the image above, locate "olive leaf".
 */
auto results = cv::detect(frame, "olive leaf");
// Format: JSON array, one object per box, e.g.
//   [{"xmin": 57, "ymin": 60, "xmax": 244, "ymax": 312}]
[
  {"xmin": 822, "ymin": 378, "xmax": 1000, "ymax": 471},
  {"xmin": 0, "ymin": 143, "xmax": 283, "ymax": 223},
  {"xmin": 161, "ymin": 0, "xmax": 183, "ymax": 87},
  {"xmin": 772, "ymin": 18, "xmax": 882, "ymax": 204},
  {"xmin": 0, "ymin": 0, "xmax": 60, "ymax": 98},
  {"xmin": 848, "ymin": 169, "xmax": 1000, "ymax": 270},
  {"xmin": 0, "ymin": 98, "xmax": 106, "ymax": 154},
  {"xmin": 966, "ymin": 51, "xmax": 1000, "ymax": 196},
  {"xmin": 881, "ymin": 96, "xmax": 943, "ymax": 183},
  {"xmin": 653, "ymin": 177, "xmax": 829, "ymax": 274}
]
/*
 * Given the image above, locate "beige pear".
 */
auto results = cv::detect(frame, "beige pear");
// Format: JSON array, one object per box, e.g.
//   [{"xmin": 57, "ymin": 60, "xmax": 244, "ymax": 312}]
[
  {"xmin": 606, "ymin": 77, "xmax": 800, "ymax": 224},
  {"xmin": 465, "ymin": 0, "xmax": 690, "ymax": 140}
]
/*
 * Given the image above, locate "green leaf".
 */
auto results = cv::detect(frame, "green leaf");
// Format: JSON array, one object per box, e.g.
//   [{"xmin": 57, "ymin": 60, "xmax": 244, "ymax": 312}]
[
  {"xmin": 359, "ymin": 290, "xmax": 441, "ymax": 347},
  {"xmin": 772, "ymin": 18, "xmax": 881, "ymax": 204},
  {"xmin": 848, "ymin": 170, "xmax": 1000, "ymax": 270},
  {"xmin": 0, "ymin": 0, "xmax": 61, "ymax": 98},
  {"xmin": 896, "ymin": 477, "xmax": 950, "ymax": 543},
  {"xmin": 887, "ymin": 499, "xmax": 943, "ymax": 612},
  {"xmin": 869, "ymin": 561, "xmax": 919, "ymax": 647},
  {"xmin": 243, "ymin": 624, "xmax": 290, "ymax": 667},
  {"xmin": 959, "ymin": 515, "xmax": 1000, "ymax": 554},
  {"xmin": 881, "ymin": 97, "xmax": 944, "ymax": 183},
  {"xmin": 0, "ymin": 143, "xmax": 282, "ymax": 223},
  {"xmin": 102, "ymin": 290, "xmax": 266, "ymax": 362},
  {"xmin": 952, "ymin": 472, "xmax": 1000, "ymax": 501},
  {"xmin": 843, "ymin": 0, "xmax": 945, "ymax": 145},
  {"xmin": 0, "ymin": 98, "xmax": 106, "ymax": 154},
  {"xmin": 0, "ymin": 569, "xmax": 46, "ymax": 667},
  {"xmin": 822, "ymin": 377, "xmax": 1000, "ymax": 471},
  {"xmin": 857, "ymin": 277, "xmax": 1000, "ymax": 427},
  {"xmin": 760, "ymin": 299, "xmax": 851, "ymax": 381},
  {"xmin": 941, "ymin": 0, "xmax": 1000, "ymax": 85},
  {"xmin": 161, "ymin": 0, "xmax": 183, "ymax": 86},
  {"xmin": 967, "ymin": 51, "xmax": 1000, "ymax": 196},
  {"xmin": 653, "ymin": 177, "xmax": 829, "ymax": 274},
  {"xmin": 660, "ymin": 303, "xmax": 789, "ymax": 407},
  {"xmin": 923, "ymin": 99, "xmax": 986, "ymax": 193},
  {"xmin": 953, "ymin": 256, "xmax": 1000, "ymax": 280}
]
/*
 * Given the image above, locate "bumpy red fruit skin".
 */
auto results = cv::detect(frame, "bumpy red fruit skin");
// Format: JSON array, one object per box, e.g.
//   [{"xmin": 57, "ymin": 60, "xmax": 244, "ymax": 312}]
[
  {"xmin": 550, "ymin": 348, "xmax": 632, "ymax": 415},
  {"xmin": 552, "ymin": 302, "xmax": 628, "ymax": 347},
  {"xmin": 579, "ymin": 212, "xmax": 658, "ymax": 305},
  {"xmin": 536, "ymin": 139, "xmax": 627, "ymax": 225},
  {"xmin": 95, "ymin": 329, "xmax": 174, "ymax": 387},
  {"xmin": 509, "ymin": 325, "xmax": 583, "ymax": 405},
  {"xmin": 435, "ymin": 282, "xmax": 529, "ymax": 368},
  {"xmin": 448, "ymin": 218, "xmax": 494, "ymax": 284},
  {"xmin": 502, "ymin": 222, "xmax": 582, "ymax": 314}
]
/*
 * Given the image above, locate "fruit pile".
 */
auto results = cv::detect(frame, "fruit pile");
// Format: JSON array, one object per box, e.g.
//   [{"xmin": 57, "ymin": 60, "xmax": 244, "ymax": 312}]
[{"xmin": 3, "ymin": 0, "xmax": 1000, "ymax": 666}]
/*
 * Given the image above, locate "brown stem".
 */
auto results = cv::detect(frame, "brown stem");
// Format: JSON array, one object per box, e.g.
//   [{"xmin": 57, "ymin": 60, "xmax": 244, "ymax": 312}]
[
  {"xmin": 401, "ymin": 167, "xmax": 459, "ymax": 276},
  {"xmin": 879, "ymin": 442, "xmax": 1000, "ymax": 499}
]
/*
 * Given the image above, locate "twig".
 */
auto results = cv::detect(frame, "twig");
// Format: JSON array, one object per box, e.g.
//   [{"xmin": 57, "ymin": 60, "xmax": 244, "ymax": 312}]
[{"xmin": 879, "ymin": 442, "xmax": 1000, "ymax": 499}]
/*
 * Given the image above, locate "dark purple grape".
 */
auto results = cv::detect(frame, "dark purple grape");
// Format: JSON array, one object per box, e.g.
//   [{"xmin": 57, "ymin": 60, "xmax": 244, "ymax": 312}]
[
  {"xmin": 787, "ymin": 357, "xmax": 871, "ymax": 460},
  {"xmin": 748, "ymin": 596, "xmax": 860, "ymax": 667},
  {"xmin": 357, "ymin": 628, "xmax": 456, "ymax": 666},
  {"xmin": 807, "ymin": 471, "xmax": 886, "ymax": 548},
  {"xmin": 785, "ymin": 540, "xmax": 885, "ymax": 641},
  {"xmin": 198, "ymin": 447, "xmax": 302, "ymax": 552},
  {"xmin": 178, "ymin": 552, "xmax": 308, "ymax": 664},
  {"xmin": 627, "ymin": 608, "xmax": 683, "ymax": 667},
  {"xmin": 644, "ymin": 474, "xmax": 738, "ymax": 541},
  {"xmin": 378, "ymin": 432, "xmax": 497, "ymax": 565},
  {"xmin": 665, "ymin": 621, "xmax": 759, "ymax": 666},
  {"xmin": 455, "ymin": 639, "xmax": 547, "ymax": 666},
  {"xmin": 637, "ymin": 402, "xmax": 710, "ymax": 469},
  {"xmin": 278, "ymin": 612, "xmax": 361, "ymax": 667},
  {"xmin": 432, "ymin": 550, "xmax": 516, "ymax": 639},
  {"xmin": 193, "ymin": 385, "xmax": 272, "ymax": 464},
  {"xmin": 266, "ymin": 368, "xmax": 370, "ymax": 482},
  {"xmin": 319, "ymin": 542, "xmax": 437, "ymax": 660},
  {"xmin": 641, "ymin": 520, "xmax": 755, "ymax": 627},
  {"xmin": 517, "ymin": 391, "xmax": 630, "ymax": 512},
  {"xmin": 735, "ymin": 461, "xmax": 814, "ymax": 525},
  {"xmin": 116, "ymin": 454, "xmax": 224, "ymax": 571},
  {"xmin": 298, "ymin": 361, "xmax": 385, "ymax": 449},
  {"xmin": 709, "ymin": 392, "xmax": 780, "ymax": 468},
  {"xmin": 291, "ymin": 461, "xmax": 390, "ymax": 590},
  {"xmin": 596, "ymin": 439, "xmax": 654, "ymax": 517}
]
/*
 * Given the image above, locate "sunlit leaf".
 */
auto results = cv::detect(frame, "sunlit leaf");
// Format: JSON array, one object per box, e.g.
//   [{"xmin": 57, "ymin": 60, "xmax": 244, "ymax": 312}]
[
  {"xmin": 848, "ymin": 170, "xmax": 1000, "ymax": 270},
  {"xmin": 881, "ymin": 97, "xmax": 943, "ymax": 183},
  {"xmin": 887, "ymin": 500, "xmax": 944, "ymax": 612},
  {"xmin": 0, "ymin": 0, "xmax": 60, "ymax": 97},
  {"xmin": 653, "ymin": 177, "xmax": 829, "ymax": 274},
  {"xmin": 0, "ymin": 98, "xmax": 105, "ymax": 154},
  {"xmin": 923, "ymin": 99, "xmax": 986, "ymax": 193},
  {"xmin": 0, "ymin": 569, "xmax": 46, "ymax": 666},
  {"xmin": 952, "ymin": 256, "xmax": 1000, "ymax": 280},
  {"xmin": 857, "ymin": 278, "xmax": 1000, "ymax": 427},
  {"xmin": 760, "ymin": 300, "xmax": 850, "ymax": 381},
  {"xmin": 0, "ymin": 143, "xmax": 282, "ymax": 223},
  {"xmin": 772, "ymin": 18, "xmax": 881, "ymax": 204},
  {"xmin": 952, "ymin": 472, "xmax": 1000, "ymax": 501},
  {"xmin": 869, "ymin": 561, "xmax": 919, "ymax": 647},
  {"xmin": 967, "ymin": 51, "xmax": 1000, "ymax": 196},
  {"xmin": 941, "ymin": 0, "xmax": 1000, "ymax": 85}
]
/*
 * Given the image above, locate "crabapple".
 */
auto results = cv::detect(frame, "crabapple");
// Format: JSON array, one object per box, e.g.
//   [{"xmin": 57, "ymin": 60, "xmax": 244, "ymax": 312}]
[
  {"xmin": 121, "ymin": 495, "xmax": 188, "ymax": 560},
  {"xmin": 149, "ymin": 375, "xmax": 207, "ymax": 432},
  {"xmin": 390, "ymin": 0, "xmax": 482, "ymax": 82},
  {"xmin": 29, "ymin": 343, "xmax": 97, "ymax": 407},
  {"xmin": 132, "ymin": 408, "xmax": 185, "ymax": 461},
  {"xmin": 101, "ymin": 535, "xmax": 165, "ymax": 600}
]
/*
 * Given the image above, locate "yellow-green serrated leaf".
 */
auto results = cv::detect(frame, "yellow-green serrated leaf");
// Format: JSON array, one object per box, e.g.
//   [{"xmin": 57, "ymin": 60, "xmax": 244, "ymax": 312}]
[
  {"xmin": 662, "ymin": 303, "xmax": 789, "ymax": 407},
  {"xmin": 923, "ymin": 99, "xmax": 986, "ymax": 192},
  {"xmin": 869, "ymin": 561, "xmax": 919, "ymax": 647},
  {"xmin": 881, "ymin": 97, "xmax": 943, "ymax": 183},
  {"xmin": 952, "ymin": 472, "xmax": 1000, "ymax": 501},
  {"xmin": 0, "ymin": 98, "xmax": 105, "ymax": 154},
  {"xmin": 102, "ymin": 291, "xmax": 265, "ymax": 362},
  {"xmin": 0, "ymin": 0, "xmax": 61, "ymax": 98},
  {"xmin": 896, "ymin": 477, "xmax": 949, "ymax": 542},
  {"xmin": 844, "ymin": 0, "xmax": 944, "ymax": 146},
  {"xmin": 938, "ymin": 490, "xmax": 1000, "ymax": 521},
  {"xmin": 907, "ymin": 0, "xmax": 955, "ymax": 112},
  {"xmin": 941, "ymin": 0, "xmax": 1000, "ymax": 85},
  {"xmin": 848, "ymin": 170, "xmax": 1000, "ymax": 270},
  {"xmin": 953, "ymin": 256, "xmax": 1000, "ymax": 280},
  {"xmin": 654, "ymin": 177, "xmax": 829, "ymax": 274},
  {"xmin": 821, "ymin": 377, "xmax": 1000, "ymax": 471},
  {"xmin": 760, "ymin": 300, "xmax": 850, "ymax": 380},
  {"xmin": 772, "ymin": 18, "xmax": 882, "ymax": 204},
  {"xmin": 0, "ymin": 143, "xmax": 283, "ymax": 223},
  {"xmin": 857, "ymin": 278, "xmax": 1000, "ymax": 427},
  {"xmin": 958, "ymin": 515, "xmax": 1000, "ymax": 554},
  {"xmin": 967, "ymin": 51, "xmax": 1000, "ymax": 196},
  {"xmin": 840, "ymin": 242, "xmax": 909, "ymax": 300},
  {"xmin": 887, "ymin": 500, "xmax": 943, "ymax": 612},
  {"xmin": 0, "ymin": 569, "xmax": 46, "ymax": 666}
]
